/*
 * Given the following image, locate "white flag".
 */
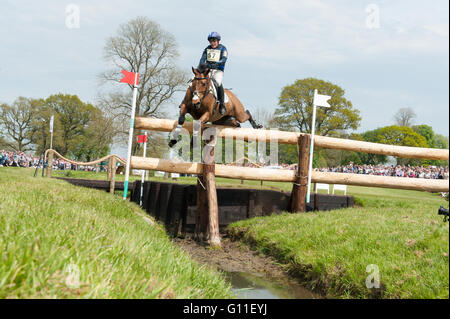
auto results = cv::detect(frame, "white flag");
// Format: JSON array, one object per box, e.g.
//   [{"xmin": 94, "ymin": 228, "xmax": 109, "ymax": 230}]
[
  {"xmin": 314, "ymin": 91, "xmax": 331, "ymax": 108},
  {"xmin": 49, "ymin": 115, "xmax": 54, "ymax": 133}
]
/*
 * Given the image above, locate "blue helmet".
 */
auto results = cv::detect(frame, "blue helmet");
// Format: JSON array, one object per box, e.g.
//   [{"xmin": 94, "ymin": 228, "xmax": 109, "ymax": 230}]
[{"xmin": 207, "ymin": 31, "xmax": 221, "ymax": 41}]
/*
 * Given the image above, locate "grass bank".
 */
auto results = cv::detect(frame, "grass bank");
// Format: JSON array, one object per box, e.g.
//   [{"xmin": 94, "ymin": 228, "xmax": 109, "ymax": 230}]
[
  {"xmin": 0, "ymin": 168, "xmax": 232, "ymax": 298},
  {"xmin": 228, "ymin": 187, "xmax": 449, "ymax": 298}
]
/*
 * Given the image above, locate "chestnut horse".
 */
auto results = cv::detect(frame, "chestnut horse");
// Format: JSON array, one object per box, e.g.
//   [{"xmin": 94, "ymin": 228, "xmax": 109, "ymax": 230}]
[{"xmin": 169, "ymin": 66, "xmax": 262, "ymax": 147}]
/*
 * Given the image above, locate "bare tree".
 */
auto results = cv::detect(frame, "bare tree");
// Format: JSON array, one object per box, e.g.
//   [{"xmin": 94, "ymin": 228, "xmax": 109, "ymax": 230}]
[
  {"xmin": 0, "ymin": 97, "xmax": 40, "ymax": 151},
  {"xmin": 99, "ymin": 16, "xmax": 188, "ymax": 153},
  {"xmin": 394, "ymin": 107, "xmax": 416, "ymax": 127}
]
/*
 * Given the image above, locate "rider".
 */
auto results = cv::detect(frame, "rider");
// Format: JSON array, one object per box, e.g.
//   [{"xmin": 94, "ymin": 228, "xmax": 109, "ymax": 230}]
[{"xmin": 198, "ymin": 31, "xmax": 228, "ymax": 115}]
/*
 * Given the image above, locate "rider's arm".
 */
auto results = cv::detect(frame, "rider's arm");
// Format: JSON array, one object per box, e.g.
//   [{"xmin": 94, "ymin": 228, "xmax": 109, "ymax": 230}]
[
  {"xmin": 198, "ymin": 48, "xmax": 207, "ymax": 68},
  {"xmin": 217, "ymin": 47, "xmax": 228, "ymax": 68}
]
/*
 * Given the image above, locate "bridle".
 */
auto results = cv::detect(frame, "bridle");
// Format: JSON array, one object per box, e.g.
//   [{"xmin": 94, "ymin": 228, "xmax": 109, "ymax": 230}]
[{"xmin": 189, "ymin": 74, "xmax": 213, "ymax": 108}]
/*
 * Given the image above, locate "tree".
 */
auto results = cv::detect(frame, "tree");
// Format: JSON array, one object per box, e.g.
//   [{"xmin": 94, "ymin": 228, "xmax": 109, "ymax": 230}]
[
  {"xmin": 99, "ymin": 16, "xmax": 188, "ymax": 154},
  {"xmin": 412, "ymin": 124, "xmax": 435, "ymax": 147},
  {"xmin": 0, "ymin": 135, "xmax": 7, "ymax": 149},
  {"xmin": 71, "ymin": 108, "xmax": 114, "ymax": 161},
  {"xmin": 0, "ymin": 97, "xmax": 41, "ymax": 151},
  {"xmin": 363, "ymin": 125, "xmax": 427, "ymax": 166},
  {"xmin": 394, "ymin": 107, "xmax": 416, "ymax": 127},
  {"xmin": 433, "ymin": 134, "xmax": 448, "ymax": 150},
  {"xmin": 272, "ymin": 78, "xmax": 361, "ymax": 136},
  {"xmin": 43, "ymin": 94, "xmax": 93, "ymax": 156}
]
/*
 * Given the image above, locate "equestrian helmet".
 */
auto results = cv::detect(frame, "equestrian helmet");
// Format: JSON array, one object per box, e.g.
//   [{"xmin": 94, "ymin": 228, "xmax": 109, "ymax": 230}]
[{"xmin": 207, "ymin": 32, "xmax": 221, "ymax": 41}]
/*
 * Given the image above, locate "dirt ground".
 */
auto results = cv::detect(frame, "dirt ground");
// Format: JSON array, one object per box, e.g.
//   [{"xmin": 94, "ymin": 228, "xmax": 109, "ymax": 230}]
[{"xmin": 173, "ymin": 235, "xmax": 288, "ymax": 277}]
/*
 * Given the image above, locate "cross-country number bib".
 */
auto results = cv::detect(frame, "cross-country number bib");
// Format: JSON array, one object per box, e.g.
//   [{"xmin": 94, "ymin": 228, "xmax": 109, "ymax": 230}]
[{"xmin": 206, "ymin": 49, "xmax": 221, "ymax": 62}]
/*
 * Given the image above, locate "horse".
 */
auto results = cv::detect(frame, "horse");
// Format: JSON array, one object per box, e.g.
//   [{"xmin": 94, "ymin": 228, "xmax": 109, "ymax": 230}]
[{"xmin": 169, "ymin": 66, "xmax": 262, "ymax": 147}]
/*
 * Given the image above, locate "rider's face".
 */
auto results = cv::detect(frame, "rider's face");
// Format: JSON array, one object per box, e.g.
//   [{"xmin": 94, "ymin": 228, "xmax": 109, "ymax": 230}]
[{"xmin": 209, "ymin": 39, "xmax": 219, "ymax": 48}]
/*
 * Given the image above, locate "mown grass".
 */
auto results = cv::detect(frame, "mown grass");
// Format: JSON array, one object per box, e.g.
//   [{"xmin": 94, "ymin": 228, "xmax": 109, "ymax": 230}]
[
  {"xmin": 0, "ymin": 168, "xmax": 233, "ymax": 299},
  {"xmin": 228, "ymin": 187, "xmax": 449, "ymax": 299}
]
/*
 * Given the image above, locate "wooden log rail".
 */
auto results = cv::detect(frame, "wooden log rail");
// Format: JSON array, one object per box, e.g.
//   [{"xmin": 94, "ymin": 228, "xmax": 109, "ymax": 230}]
[
  {"xmin": 134, "ymin": 117, "xmax": 449, "ymax": 160},
  {"xmin": 44, "ymin": 149, "xmax": 126, "ymax": 194},
  {"xmin": 131, "ymin": 156, "xmax": 449, "ymax": 193}
]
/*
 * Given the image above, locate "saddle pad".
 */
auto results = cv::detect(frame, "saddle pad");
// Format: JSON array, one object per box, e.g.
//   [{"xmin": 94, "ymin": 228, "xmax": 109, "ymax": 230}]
[{"xmin": 211, "ymin": 84, "xmax": 229, "ymax": 104}]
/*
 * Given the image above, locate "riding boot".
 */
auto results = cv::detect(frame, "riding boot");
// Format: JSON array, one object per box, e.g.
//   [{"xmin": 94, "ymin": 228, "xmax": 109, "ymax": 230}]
[{"xmin": 218, "ymin": 84, "xmax": 226, "ymax": 115}]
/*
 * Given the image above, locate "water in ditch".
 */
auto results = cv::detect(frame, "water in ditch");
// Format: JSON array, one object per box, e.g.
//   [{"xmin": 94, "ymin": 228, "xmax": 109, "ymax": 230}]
[{"xmin": 223, "ymin": 271, "xmax": 321, "ymax": 299}]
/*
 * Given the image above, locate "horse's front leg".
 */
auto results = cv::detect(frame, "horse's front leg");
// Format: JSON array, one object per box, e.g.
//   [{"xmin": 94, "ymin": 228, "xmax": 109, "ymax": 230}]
[
  {"xmin": 169, "ymin": 103, "xmax": 188, "ymax": 147},
  {"xmin": 198, "ymin": 111, "xmax": 211, "ymax": 125}
]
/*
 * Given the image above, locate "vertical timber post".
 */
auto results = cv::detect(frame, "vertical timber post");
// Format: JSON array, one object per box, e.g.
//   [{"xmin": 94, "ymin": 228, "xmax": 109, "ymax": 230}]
[
  {"xmin": 196, "ymin": 174, "xmax": 208, "ymax": 241},
  {"xmin": 46, "ymin": 150, "xmax": 54, "ymax": 178},
  {"xmin": 107, "ymin": 156, "xmax": 112, "ymax": 181},
  {"xmin": 110, "ymin": 157, "xmax": 116, "ymax": 194},
  {"xmin": 203, "ymin": 129, "xmax": 220, "ymax": 248},
  {"xmin": 194, "ymin": 121, "xmax": 208, "ymax": 241},
  {"xmin": 290, "ymin": 134, "xmax": 311, "ymax": 212}
]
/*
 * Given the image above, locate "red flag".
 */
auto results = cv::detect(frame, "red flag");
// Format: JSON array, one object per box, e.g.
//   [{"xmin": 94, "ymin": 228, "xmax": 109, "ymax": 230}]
[
  {"xmin": 137, "ymin": 134, "xmax": 147, "ymax": 143},
  {"xmin": 120, "ymin": 70, "xmax": 139, "ymax": 86}
]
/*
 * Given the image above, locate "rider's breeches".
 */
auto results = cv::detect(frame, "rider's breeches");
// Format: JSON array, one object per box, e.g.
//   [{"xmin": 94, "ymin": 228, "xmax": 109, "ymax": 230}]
[{"xmin": 210, "ymin": 69, "xmax": 224, "ymax": 86}]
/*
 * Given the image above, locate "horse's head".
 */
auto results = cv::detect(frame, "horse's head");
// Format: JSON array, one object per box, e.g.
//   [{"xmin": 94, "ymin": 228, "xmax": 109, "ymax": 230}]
[{"xmin": 190, "ymin": 66, "xmax": 211, "ymax": 110}]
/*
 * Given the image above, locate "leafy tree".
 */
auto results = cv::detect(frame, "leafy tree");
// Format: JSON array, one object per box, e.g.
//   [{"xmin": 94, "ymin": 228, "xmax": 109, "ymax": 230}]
[
  {"xmin": 412, "ymin": 124, "xmax": 435, "ymax": 147},
  {"xmin": 394, "ymin": 107, "xmax": 416, "ymax": 127},
  {"xmin": 0, "ymin": 97, "xmax": 42, "ymax": 151},
  {"xmin": 363, "ymin": 125, "xmax": 427, "ymax": 166},
  {"xmin": 433, "ymin": 134, "xmax": 448, "ymax": 150},
  {"xmin": 43, "ymin": 94, "xmax": 93, "ymax": 156},
  {"xmin": 273, "ymin": 78, "xmax": 361, "ymax": 136},
  {"xmin": 71, "ymin": 107, "xmax": 114, "ymax": 161}
]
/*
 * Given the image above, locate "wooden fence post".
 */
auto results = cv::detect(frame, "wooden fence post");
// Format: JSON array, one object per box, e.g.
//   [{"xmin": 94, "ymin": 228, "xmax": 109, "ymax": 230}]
[
  {"xmin": 290, "ymin": 134, "xmax": 311, "ymax": 212},
  {"xmin": 107, "ymin": 156, "xmax": 112, "ymax": 181},
  {"xmin": 203, "ymin": 129, "xmax": 220, "ymax": 248},
  {"xmin": 110, "ymin": 157, "xmax": 116, "ymax": 194},
  {"xmin": 46, "ymin": 150, "xmax": 54, "ymax": 178},
  {"xmin": 195, "ymin": 174, "xmax": 208, "ymax": 241}
]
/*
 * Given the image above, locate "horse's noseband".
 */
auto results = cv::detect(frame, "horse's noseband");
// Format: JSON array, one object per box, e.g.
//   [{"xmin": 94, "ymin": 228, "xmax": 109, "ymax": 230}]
[{"xmin": 190, "ymin": 76, "xmax": 211, "ymax": 109}]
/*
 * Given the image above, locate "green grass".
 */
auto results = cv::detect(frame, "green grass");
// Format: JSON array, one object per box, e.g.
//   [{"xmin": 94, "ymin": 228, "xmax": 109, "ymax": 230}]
[
  {"xmin": 228, "ymin": 187, "xmax": 449, "ymax": 298},
  {"xmin": 0, "ymin": 168, "xmax": 233, "ymax": 299}
]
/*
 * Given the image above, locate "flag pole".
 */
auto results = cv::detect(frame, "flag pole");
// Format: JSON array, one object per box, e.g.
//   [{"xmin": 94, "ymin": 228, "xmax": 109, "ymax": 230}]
[
  {"xmin": 123, "ymin": 73, "xmax": 138, "ymax": 200},
  {"xmin": 49, "ymin": 115, "xmax": 54, "ymax": 150},
  {"xmin": 139, "ymin": 132, "xmax": 147, "ymax": 206},
  {"xmin": 306, "ymin": 89, "xmax": 318, "ymax": 204}
]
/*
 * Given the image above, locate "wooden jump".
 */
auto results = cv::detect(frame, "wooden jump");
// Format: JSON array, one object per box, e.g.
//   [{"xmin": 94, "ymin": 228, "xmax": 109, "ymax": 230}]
[
  {"xmin": 131, "ymin": 116, "xmax": 449, "ymax": 247},
  {"xmin": 131, "ymin": 156, "xmax": 449, "ymax": 193},
  {"xmin": 135, "ymin": 117, "xmax": 449, "ymax": 160},
  {"xmin": 44, "ymin": 149, "xmax": 126, "ymax": 194}
]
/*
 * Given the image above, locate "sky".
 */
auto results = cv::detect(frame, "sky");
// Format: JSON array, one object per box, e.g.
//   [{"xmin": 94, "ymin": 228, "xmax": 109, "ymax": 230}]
[{"xmin": 0, "ymin": 0, "xmax": 448, "ymax": 156}]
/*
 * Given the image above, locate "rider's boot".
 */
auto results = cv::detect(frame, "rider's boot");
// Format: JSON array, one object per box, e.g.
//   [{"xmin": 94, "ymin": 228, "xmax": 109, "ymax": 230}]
[{"xmin": 217, "ymin": 84, "xmax": 226, "ymax": 115}]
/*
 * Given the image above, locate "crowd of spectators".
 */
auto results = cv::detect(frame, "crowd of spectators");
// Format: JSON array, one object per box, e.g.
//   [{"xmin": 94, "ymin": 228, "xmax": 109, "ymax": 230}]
[
  {"xmin": 0, "ymin": 149, "xmax": 101, "ymax": 171},
  {"xmin": 316, "ymin": 162, "xmax": 449, "ymax": 180}
]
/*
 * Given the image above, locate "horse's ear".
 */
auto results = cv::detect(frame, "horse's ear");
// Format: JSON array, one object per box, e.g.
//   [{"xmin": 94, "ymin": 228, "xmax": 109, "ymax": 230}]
[{"xmin": 192, "ymin": 67, "xmax": 198, "ymax": 75}]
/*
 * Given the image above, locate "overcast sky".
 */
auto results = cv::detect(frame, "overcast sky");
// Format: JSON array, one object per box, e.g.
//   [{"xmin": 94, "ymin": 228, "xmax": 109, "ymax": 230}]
[{"xmin": 1, "ymin": 0, "xmax": 448, "ymax": 151}]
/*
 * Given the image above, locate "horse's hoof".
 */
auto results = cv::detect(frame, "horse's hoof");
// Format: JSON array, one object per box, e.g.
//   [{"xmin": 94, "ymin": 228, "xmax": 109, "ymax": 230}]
[{"xmin": 168, "ymin": 140, "xmax": 177, "ymax": 147}]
